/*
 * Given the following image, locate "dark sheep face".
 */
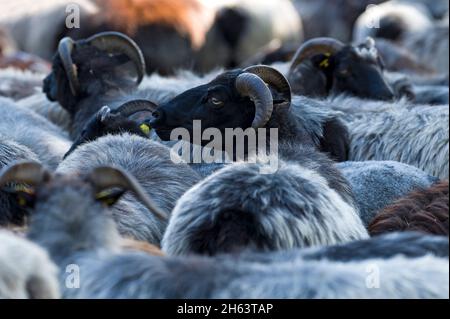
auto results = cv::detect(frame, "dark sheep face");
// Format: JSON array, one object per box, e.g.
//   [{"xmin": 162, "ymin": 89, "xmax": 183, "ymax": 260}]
[
  {"xmin": 43, "ymin": 43, "xmax": 139, "ymax": 114},
  {"xmin": 329, "ymin": 46, "xmax": 394, "ymax": 100},
  {"xmin": 64, "ymin": 106, "xmax": 150, "ymax": 159},
  {"xmin": 43, "ymin": 53, "xmax": 75, "ymax": 110},
  {"xmin": 149, "ymin": 70, "xmax": 256, "ymax": 142}
]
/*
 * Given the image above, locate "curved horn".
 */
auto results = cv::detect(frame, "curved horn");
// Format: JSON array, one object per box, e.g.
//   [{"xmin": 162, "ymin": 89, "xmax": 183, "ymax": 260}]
[
  {"xmin": 113, "ymin": 99, "xmax": 158, "ymax": 118},
  {"xmin": 289, "ymin": 37, "xmax": 345, "ymax": 74},
  {"xmin": 58, "ymin": 37, "xmax": 80, "ymax": 96},
  {"xmin": 235, "ymin": 73, "xmax": 274, "ymax": 128},
  {"xmin": 244, "ymin": 65, "xmax": 291, "ymax": 108},
  {"xmin": 86, "ymin": 31, "xmax": 145, "ymax": 85},
  {"xmin": 88, "ymin": 166, "xmax": 168, "ymax": 221},
  {"xmin": 0, "ymin": 161, "xmax": 51, "ymax": 187}
]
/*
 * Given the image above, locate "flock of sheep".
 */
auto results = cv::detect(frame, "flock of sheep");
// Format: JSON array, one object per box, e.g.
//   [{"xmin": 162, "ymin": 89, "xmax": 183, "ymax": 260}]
[{"xmin": 0, "ymin": 0, "xmax": 449, "ymax": 299}]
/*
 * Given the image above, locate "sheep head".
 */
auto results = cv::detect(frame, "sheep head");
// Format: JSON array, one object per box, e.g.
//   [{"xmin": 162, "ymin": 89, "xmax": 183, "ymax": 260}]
[
  {"xmin": 43, "ymin": 31, "xmax": 146, "ymax": 114},
  {"xmin": 288, "ymin": 37, "xmax": 394, "ymax": 100},
  {"xmin": 64, "ymin": 100, "xmax": 158, "ymax": 159},
  {"xmin": 148, "ymin": 65, "xmax": 291, "ymax": 142}
]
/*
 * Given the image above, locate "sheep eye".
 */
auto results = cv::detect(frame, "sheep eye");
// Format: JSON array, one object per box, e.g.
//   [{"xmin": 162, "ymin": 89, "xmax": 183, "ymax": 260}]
[{"xmin": 209, "ymin": 97, "xmax": 224, "ymax": 107}]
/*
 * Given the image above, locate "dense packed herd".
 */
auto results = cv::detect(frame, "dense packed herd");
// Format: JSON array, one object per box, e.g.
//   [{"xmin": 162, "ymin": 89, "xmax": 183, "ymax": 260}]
[{"xmin": 0, "ymin": 0, "xmax": 448, "ymax": 299}]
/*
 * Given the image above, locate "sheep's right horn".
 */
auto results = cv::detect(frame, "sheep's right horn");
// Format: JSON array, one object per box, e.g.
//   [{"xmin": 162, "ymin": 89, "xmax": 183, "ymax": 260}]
[
  {"xmin": 58, "ymin": 37, "xmax": 80, "ymax": 96},
  {"xmin": 289, "ymin": 37, "xmax": 345, "ymax": 74},
  {"xmin": 235, "ymin": 73, "xmax": 274, "ymax": 128},
  {"xmin": 86, "ymin": 31, "xmax": 146, "ymax": 85},
  {"xmin": 88, "ymin": 166, "xmax": 168, "ymax": 221},
  {"xmin": 244, "ymin": 65, "xmax": 292, "ymax": 109},
  {"xmin": 0, "ymin": 161, "xmax": 51, "ymax": 187},
  {"xmin": 113, "ymin": 99, "xmax": 159, "ymax": 117}
]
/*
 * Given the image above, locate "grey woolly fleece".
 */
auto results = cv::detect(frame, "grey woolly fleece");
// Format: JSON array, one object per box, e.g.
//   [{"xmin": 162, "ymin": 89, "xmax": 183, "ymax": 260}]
[{"xmin": 337, "ymin": 160, "xmax": 439, "ymax": 226}]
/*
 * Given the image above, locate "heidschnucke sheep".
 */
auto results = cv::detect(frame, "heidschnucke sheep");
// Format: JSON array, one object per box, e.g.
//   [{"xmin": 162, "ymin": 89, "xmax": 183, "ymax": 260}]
[
  {"xmin": 0, "ymin": 161, "xmax": 442, "ymax": 298},
  {"xmin": 3, "ymin": 163, "xmax": 442, "ymax": 299},
  {"xmin": 58, "ymin": 134, "xmax": 200, "ymax": 244},
  {"xmin": 336, "ymin": 161, "xmax": 439, "ymax": 226},
  {"xmin": 369, "ymin": 180, "xmax": 449, "ymax": 237},
  {"xmin": 0, "ymin": 230, "xmax": 59, "ymax": 299},
  {"xmin": 42, "ymin": 31, "xmax": 148, "ymax": 139},
  {"xmin": 286, "ymin": 37, "xmax": 395, "ymax": 101},
  {"xmin": 148, "ymin": 65, "xmax": 351, "ymax": 162},
  {"xmin": 162, "ymin": 157, "xmax": 366, "ymax": 256}
]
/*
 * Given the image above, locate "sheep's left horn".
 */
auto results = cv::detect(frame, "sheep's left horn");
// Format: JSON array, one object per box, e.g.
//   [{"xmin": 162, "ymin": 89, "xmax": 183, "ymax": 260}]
[
  {"xmin": 58, "ymin": 37, "xmax": 80, "ymax": 96},
  {"xmin": 113, "ymin": 100, "xmax": 159, "ymax": 118},
  {"xmin": 0, "ymin": 161, "xmax": 51, "ymax": 187},
  {"xmin": 289, "ymin": 37, "xmax": 345, "ymax": 74},
  {"xmin": 235, "ymin": 73, "xmax": 274, "ymax": 128},
  {"xmin": 88, "ymin": 166, "xmax": 168, "ymax": 221},
  {"xmin": 86, "ymin": 31, "xmax": 145, "ymax": 85},
  {"xmin": 244, "ymin": 65, "xmax": 291, "ymax": 109}
]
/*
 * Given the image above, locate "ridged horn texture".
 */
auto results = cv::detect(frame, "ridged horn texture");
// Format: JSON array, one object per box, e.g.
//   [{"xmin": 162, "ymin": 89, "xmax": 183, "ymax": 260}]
[
  {"xmin": 235, "ymin": 73, "xmax": 274, "ymax": 128},
  {"xmin": 86, "ymin": 31, "xmax": 146, "ymax": 85},
  {"xmin": 113, "ymin": 100, "xmax": 159, "ymax": 117},
  {"xmin": 88, "ymin": 166, "xmax": 168, "ymax": 221},
  {"xmin": 58, "ymin": 37, "xmax": 80, "ymax": 96},
  {"xmin": 289, "ymin": 37, "xmax": 345, "ymax": 74},
  {"xmin": 0, "ymin": 161, "xmax": 51, "ymax": 187},
  {"xmin": 244, "ymin": 65, "xmax": 292, "ymax": 108}
]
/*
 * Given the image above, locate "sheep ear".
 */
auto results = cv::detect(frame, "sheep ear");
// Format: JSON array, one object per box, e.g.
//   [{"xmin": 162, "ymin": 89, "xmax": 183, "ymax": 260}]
[
  {"xmin": 3, "ymin": 186, "xmax": 37, "ymax": 209},
  {"xmin": 311, "ymin": 53, "xmax": 334, "ymax": 70},
  {"xmin": 95, "ymin": 188, "xmax": 126, "ymax": 207}
]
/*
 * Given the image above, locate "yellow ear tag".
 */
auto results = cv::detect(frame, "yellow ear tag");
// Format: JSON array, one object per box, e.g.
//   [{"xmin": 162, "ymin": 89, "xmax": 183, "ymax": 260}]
[
  {"xmin": 319, "ymin": 52, "xmax": 332, "ymax": 69},
  {"xmin": 319, "ymin": 58, "xmax": 330, "ymax": 69},
  {"xmin": 18, "ymin": 197, "xmax": 27, "ymax": 206},
  {"xmin": 140, "ymin": 124, "xmax": 151, "ymax": 135}
]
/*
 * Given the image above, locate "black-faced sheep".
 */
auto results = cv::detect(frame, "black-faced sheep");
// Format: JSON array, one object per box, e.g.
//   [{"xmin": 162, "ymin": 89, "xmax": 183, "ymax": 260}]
[
  {"xmin": 286, "ymin": 37, "xmax": 395, "ymax": 100},
  {"xmin": 43, "ymin": 31, "xmax": 147, "ymax": 139},
  {"xmin": 0, "ymin": 230, "xmax": 59, "ymax": 299},
  {"xmin": 337, "ymin": 161, "xmax": 439, "ymax": 226},
  {"xmin": 161, "ymin": 157, "xmax": 365, "ymax": 256},
  {"xmin": 58, "ymin": 133, "xmax": 200, "ymax": 244},
  {"xmin": 63, "ymin": 100, "xmax": 157, "ymax": 158},
  {"xmin": 149, "ymin": 65, "xmax": 351, "ymax": 163},
  {"xmin": 369, "ymin": 180, "xmax": 449, "ymax": 236}
]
